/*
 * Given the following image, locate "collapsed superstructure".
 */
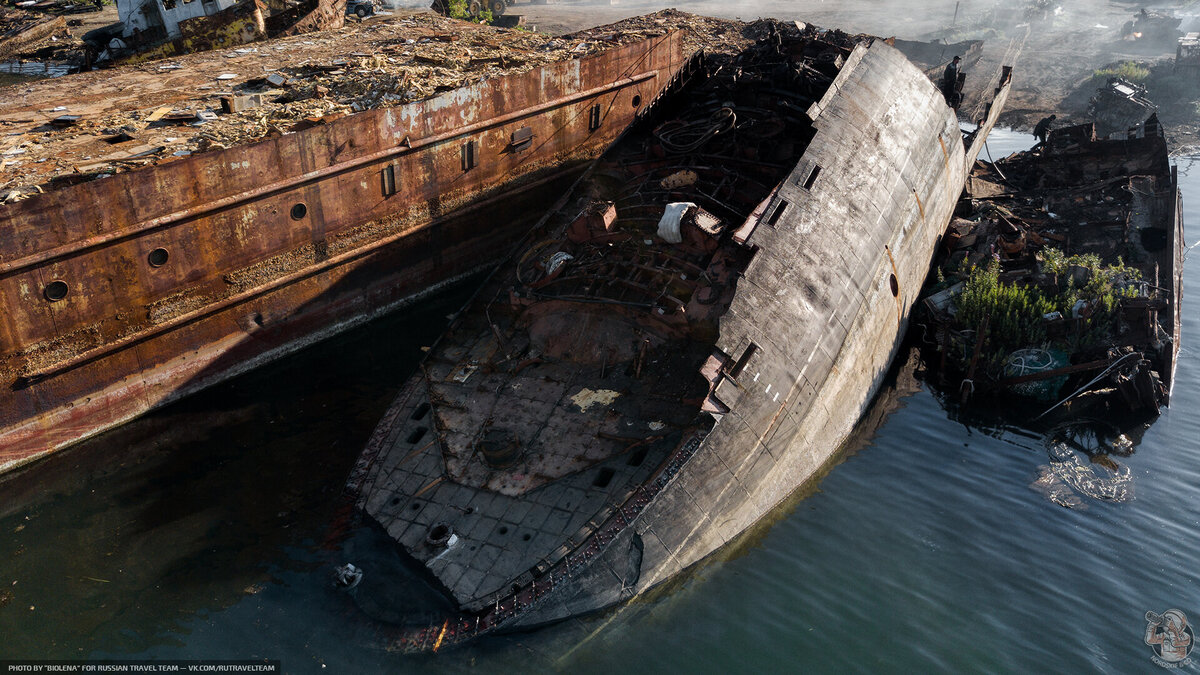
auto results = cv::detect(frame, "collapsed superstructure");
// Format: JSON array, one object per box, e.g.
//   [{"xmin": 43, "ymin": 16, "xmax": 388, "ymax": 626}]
[
  {"xmin": 344, "ymin": 21, "xmax": 1011, "ymax": 651},
  {"xmin": 920, "ymin": 119, "xmax": 1182, "ymax": 417}
]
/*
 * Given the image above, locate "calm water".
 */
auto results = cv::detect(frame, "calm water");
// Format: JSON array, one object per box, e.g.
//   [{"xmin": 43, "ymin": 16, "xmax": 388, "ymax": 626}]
[{"xmin": 1, "ymin": 131, "xmax": 1195, "ymax": 673}]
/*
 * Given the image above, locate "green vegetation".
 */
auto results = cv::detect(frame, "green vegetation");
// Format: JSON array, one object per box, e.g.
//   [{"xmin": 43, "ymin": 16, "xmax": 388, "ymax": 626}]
[
  {"xmin": 1093, "ymin": 61, "xmax": 1150, "ymax": 82},
  {"xmin": 957, "ymin": 259, "xmax": 1056, "ymax": 355},
  {"xmin": 953, "ymin": 251, "xmax": 1143, "ymax": 366},
  {"xmin": 1039, "ymin": 247, "xmax": 1068, "ymax": 276},
  {"xmin": 447, "ymin": 0, "xmax": 494, "ymax": 23}
]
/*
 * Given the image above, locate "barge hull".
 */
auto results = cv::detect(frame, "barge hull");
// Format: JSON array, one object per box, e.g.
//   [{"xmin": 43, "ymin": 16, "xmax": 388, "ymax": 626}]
[{"xmin": 0, "ymin": 32, "xmax": 688, "ymax": 473}]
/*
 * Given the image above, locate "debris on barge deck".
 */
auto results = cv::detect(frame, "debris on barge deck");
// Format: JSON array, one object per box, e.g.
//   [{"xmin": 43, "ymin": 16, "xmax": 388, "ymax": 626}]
[
  {"xmin": 918, "ymin": 117, "xmax": 1183, "ymax": 418},
  {"xmin": 0, "ymin": 10, "xmax": 771, "ymax": 201}
]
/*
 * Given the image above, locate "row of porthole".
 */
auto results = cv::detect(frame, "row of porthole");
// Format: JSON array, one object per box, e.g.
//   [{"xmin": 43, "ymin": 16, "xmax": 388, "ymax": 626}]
[
  {"xmin": 39, "ymin": 95, "xmax": 638, "ymax": 301},
  {"xmin": 42, "ymin": 200, "xmax": 309, "ymax": 302},
  {"xmin": 42, "ymin": 247, "xmax": 171, "ymax": 302},
  {"xmin": 36, "ymin": 94, "xmax": 645, "ymax": 304}
]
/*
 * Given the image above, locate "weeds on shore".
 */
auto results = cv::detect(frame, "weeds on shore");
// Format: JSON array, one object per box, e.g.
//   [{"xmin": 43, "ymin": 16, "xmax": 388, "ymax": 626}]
[
  {"xmin": 1093, "ymin": 61, "xmax": 1150, "ymax": 82},
  {"xmin": 447, "ymin": 0, "xmax": 494, "ymax": 24}
]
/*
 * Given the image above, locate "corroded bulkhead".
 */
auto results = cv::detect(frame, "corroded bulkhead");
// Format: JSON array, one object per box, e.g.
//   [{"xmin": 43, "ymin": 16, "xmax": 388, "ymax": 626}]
[
  {"xmin": 348, "ymin": 25, "xmax": 1012, "ymax": 652},
  {"xmin": 0, "ymin": 31, "xmax": 689, "ymax": 473}
]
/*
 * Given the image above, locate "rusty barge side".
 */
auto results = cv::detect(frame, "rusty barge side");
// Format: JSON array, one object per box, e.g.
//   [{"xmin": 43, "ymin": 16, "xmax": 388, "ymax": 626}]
[{"xmin": 0, "ymin": 32, "xmax": 688, "ymax": 473}]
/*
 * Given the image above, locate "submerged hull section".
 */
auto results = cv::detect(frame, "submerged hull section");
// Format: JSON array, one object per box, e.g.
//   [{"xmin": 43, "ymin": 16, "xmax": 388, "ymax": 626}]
[
  {"xmin": 0, "ymin": 32, "xmax": 688, "ymax": 473},
  {"xmin": 349, "ymin": 30, "xmax": 1011, "ymax": 651}
]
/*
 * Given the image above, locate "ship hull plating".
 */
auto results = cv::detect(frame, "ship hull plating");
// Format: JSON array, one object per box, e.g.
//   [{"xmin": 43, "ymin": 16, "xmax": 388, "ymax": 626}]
[
  {"xmin": 511, "ymin": 43, "xmax": 1012, "ymax": 630},
  {"xmin": 0, "ymin": 33, "xmax": 688, "ymax": 473}
]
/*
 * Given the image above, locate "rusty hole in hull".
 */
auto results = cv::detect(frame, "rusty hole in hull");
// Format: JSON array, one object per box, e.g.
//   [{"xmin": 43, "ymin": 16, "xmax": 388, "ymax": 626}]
[
  {"xmin": 426, "ymin": 523, "xmax": 452, "ymax": 547},
  {"xmin": 290, "ymin": 203, "xmax": 308, "ymax": 220},
  {"xmin": 148, "ymin": 248, "xmax": 169, "ymax": 267},
  {"xmin": 44, "ymin": 280, "xmax": 68, "ymax": 302}
]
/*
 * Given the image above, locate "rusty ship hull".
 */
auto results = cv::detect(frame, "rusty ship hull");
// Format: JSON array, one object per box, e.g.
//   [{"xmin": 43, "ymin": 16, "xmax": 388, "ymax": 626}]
[
  {"xmin": 346, "ymin": 25, "xmax": 1012, "ymax": 651},
  {"xmin": 0, "ymin": 31, "xmax": 689, "ymax": 473}
]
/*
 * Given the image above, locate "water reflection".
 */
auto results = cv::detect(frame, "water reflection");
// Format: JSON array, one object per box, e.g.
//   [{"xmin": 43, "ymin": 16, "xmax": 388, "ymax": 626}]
[
  {"xmin": 1033, "ymin": 419, "xmax": 1136, "ymax": 508},
  {"xmin": 0, "ymin": 286, "xmax": 471, "ymax": 662}
]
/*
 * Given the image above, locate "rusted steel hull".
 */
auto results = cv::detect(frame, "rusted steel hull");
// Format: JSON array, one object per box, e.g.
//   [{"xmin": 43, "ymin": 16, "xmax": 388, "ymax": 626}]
[{"xmin": 0, "ymin": 32, "xmax": 688, "ymax": 474}]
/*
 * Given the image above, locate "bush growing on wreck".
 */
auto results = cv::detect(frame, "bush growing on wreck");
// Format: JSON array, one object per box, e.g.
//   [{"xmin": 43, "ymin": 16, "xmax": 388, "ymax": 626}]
[
  {"xmin": 957, "ymin": 259, "xmax": 1055, "ymax": 357},
  {"xmin": 954, "ymin": 252, "xmax": 1144, "ymax": 366},
  {"xmin": 1038, "ymin": 248, "xmax": 1143, "ymax": 314}
]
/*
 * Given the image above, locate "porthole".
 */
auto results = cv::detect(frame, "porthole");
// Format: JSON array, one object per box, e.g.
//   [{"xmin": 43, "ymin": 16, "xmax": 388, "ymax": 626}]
[
  {"xmin": 889, "ymin": 273, "xmax": 899, "ymax": 297},
  {"xmin": 631, "ymin": 94, "xmax": 642, "ymax": 108},
  {"xmin": 290, "ymin": 202, "xmax": 307, "ymax": 220},
  {"xmin": 44, "ymin": 280, "xmax": 69, "ymax": 302},
  {"xmin": 147, "ymin": 247, "xmax": 169, "ymax": 267}
]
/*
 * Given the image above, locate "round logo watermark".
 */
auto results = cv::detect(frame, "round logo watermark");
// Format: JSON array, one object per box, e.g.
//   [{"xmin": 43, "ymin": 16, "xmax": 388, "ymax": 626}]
[{"xmin": 1146, "ymin": 609, "xmax": 1194, "ymax": 668}]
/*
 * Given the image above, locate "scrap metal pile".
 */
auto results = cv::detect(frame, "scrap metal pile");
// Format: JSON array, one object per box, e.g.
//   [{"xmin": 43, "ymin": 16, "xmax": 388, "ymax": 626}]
[
  {"xmin": 0, "ymin": 9, "xmax": 785, "ymax": 200},
  {"xmin": 0, "ymin": 9, "xmax": 63, "ymax": 59},
  {"xmin": 919, "ymin": 121, "xmax": 1180, "ymax": 417},
  {"xmin": 0, "ymin": 7, "xmax": 87, "ymax": 65}
]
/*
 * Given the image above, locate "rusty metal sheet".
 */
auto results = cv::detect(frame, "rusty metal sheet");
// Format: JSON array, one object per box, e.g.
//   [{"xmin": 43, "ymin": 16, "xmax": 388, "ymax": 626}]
[{"xmin": 0, "ymin": 31, "xmax": 688, "ymax": 474}]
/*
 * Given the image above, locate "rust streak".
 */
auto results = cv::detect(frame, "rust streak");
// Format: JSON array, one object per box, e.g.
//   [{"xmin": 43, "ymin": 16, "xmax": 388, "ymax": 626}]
[{"xmin": 413, "ymin": 476, "xmax": 445, "ymax": 500}]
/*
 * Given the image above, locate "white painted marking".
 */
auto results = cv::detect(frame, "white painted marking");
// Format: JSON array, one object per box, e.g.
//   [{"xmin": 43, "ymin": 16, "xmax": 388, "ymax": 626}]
[{"xmin": 753, "ymin": 372, "xmax": 760, "ymax": 382}]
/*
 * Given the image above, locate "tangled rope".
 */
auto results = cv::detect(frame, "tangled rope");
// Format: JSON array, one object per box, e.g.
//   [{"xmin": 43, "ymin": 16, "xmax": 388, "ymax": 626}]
[{"xmin": 653, "ymin": 107, "xmax": 737, "ymax": 153}]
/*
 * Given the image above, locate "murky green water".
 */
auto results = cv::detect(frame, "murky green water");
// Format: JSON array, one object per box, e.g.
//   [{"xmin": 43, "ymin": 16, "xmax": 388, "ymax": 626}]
[{"xmin": 1, "ymin": 132, "xmax": 1195, "ymax": 673}]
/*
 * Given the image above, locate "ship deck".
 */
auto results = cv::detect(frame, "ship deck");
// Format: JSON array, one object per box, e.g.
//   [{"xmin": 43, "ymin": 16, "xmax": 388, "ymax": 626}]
[
  {"xmin": 353, "ymin": 24, "xmax": 844, "ymax": 611},
  {"xmin": 0, "ymin": 10, "xmax": 760, "ymax": 199}
]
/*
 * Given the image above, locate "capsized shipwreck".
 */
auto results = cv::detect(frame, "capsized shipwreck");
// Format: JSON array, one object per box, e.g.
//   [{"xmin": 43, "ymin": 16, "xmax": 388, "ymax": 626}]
[
  {"xmin": 0, "ymin": 18, "xmax": 691, "ymax": 474},
  {"xmin": 344, "ymin": 21, "xmax": 1012, "ymax": 651},
  {"xmin": 920, "ymin": 117, "xmax": 1183, "ymax": 418}
]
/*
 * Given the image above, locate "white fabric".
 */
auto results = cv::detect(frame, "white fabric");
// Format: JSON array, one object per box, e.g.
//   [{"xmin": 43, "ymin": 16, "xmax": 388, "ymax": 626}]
[{"xmin": 656, "ymin": 202, "xmax": 695, "ymax": 244}]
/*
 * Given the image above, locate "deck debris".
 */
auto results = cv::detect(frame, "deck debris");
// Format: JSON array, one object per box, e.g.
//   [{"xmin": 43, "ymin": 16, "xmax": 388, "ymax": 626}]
[{"xmin": 0, "ymin": 10, "xmax": 786, "ymax": 196}]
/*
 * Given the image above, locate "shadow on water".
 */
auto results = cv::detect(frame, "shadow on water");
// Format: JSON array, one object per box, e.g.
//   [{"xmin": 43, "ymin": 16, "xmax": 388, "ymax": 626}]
[
  {"xmin": 0, "ymin": 283, "xmax": 473, "ymax": 660},
  {"xmin": 0, "ymin": 279, "xmax": 940, "ymax": 670}
]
